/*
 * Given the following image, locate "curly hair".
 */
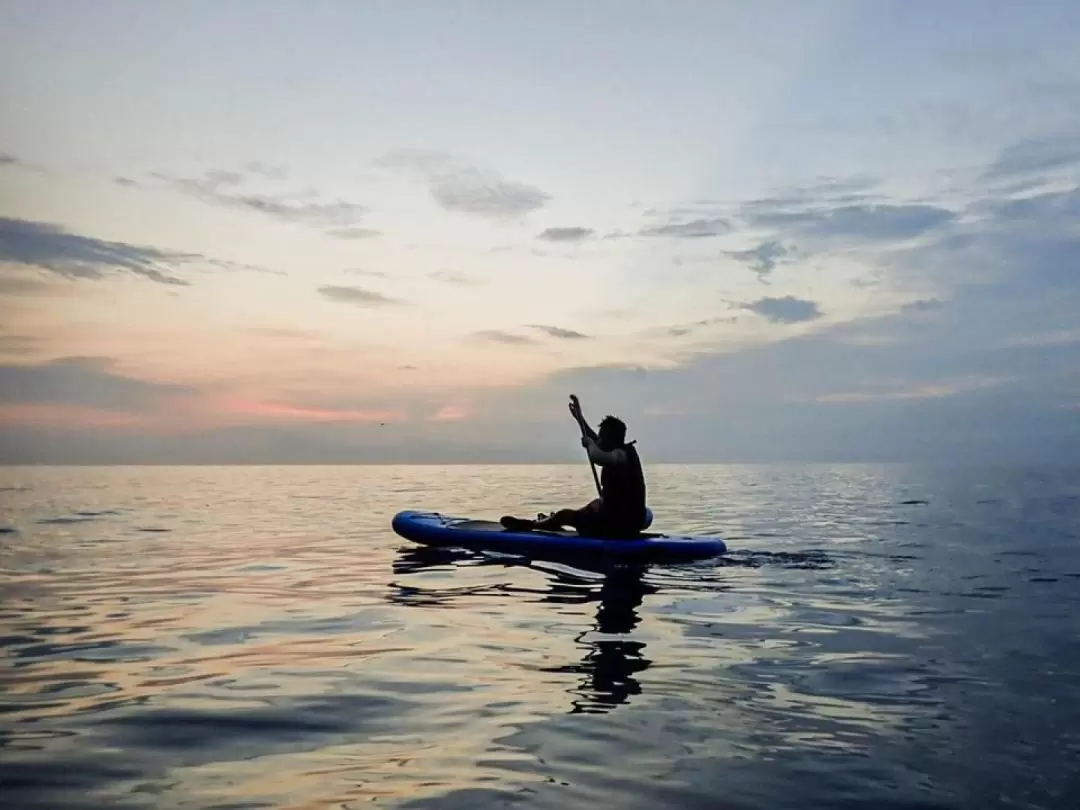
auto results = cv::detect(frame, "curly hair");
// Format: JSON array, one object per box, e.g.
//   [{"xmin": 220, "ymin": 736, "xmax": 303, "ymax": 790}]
[{"xmin": 598, "ymin": 415, "xmax": 627, "ymax": 445}]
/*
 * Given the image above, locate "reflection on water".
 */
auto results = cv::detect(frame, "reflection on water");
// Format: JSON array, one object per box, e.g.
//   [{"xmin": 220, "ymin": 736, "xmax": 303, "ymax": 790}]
[
  {"xmin": 2, "ymin": 464, "xmax": 1080, "ymax": 810},
  {"xmin": 392, "ymin": 549, "xmax": 659, "ymax": 714},
  {"xmin": 545, "ymin": 566, "xmax": 656, "ymax": 715}
]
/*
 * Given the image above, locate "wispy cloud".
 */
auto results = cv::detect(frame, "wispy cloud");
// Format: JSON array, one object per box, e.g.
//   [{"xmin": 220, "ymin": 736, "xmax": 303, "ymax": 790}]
[
  {"xmin": 0, "ymin": 151, "xmax": 45, "ymax": 173},
  {"xmin": 343, "ymin": 268, "xmax": 390, "ymax": 279},
  {"xmin": 901, "ymin": 298, "xmax": 945, "ymax": 313},
  {"xmin": 815, "ymin": 375, "xmax": 1008, "ymax": 403},
  {"xmin": 981, "ymin": 135, "xmax": 1080, "ymax": 181},
  {"xmin": 657, "ymin": 316, "xmax": 737, "ymax": 338},
  {"xmin": 0, "ymin": 217, "xmax": 194, "ymax": 285},
  {"xmin": 432, "ymin": 170, "xmax": 549, "ymax": 220},
  {"xmin": 317, "ymin": 285, "xmax": 404, "ymax": 307},
  {"xmin": 528, "ymin": 325, "xmax": 590, "ymax": 339},
  {"xmin": 743, "ymin": 296, "xmax": 822, "ymax": 324},
  {"xmin": 429, "ymin": 269, "xmax": 482, "ymax": 286},
  {"xmin": 376, "ymin": 149, "xmax": 550, "ymax": 221},
  {"xmin": 0, "ymin": 333, "xmax": 43, "ymax": 357},
  {"xmin": 242, "ymin": 161, "xmax": 289, "ymax": 180},
  {"xmin": 469, "ymin": 329, "xmax": 536, "ymax": 345},
  {"xmin": 0, "ymin": 272, "xmax": 63, "ymax": 296},
  {"xmin": 745, "ymin": 203, "xmax": 955, "ymax": 243},
  {"xmin": 538, "ymin": 226, "xmax": 594, "ymax": 242},
  {"xmin": 722, "ymin": 240, "xmax": 791, "ymax": 281},
  {"xmin": 247, "ymin": 327, "xmax": 324, "ymax": 341},
  {"xmin": 0, "ymin": 357, "xmax": 192, "ymax": 411},
  {"xmin": 427, "ymin": 404, "xmax": 468, "ymax": 422},
  {"xmin": 154, "ymin": 168, "xmax": 371, "ymax": 232},
  {"xmin": 326, "ymin": 227, "xmax": 381, "ymax": 240},
  {"xmin": 0, "ymin": 357, "xmax": 407, "ymax": 434},
  {"xmin": 639, "ymin": 217, "xmax": 731, "ymax": 239},
  {"xmin": 211, "ymin": 396, "xmax": 402, "ymax": 424},
  {"xmin": 1004, "ymin": 328, "xmax": 1080, "ymax": 348}
]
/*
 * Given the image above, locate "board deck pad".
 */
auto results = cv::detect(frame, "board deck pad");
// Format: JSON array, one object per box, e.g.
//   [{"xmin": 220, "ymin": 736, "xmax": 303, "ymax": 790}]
[{"xmin": 391, "ymin": 510, "xmax": 726, "ymax": 560}]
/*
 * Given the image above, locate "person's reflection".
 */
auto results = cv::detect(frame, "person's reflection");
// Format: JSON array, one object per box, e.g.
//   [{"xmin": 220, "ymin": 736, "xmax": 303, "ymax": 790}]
[
  {"xmin": 389, "ymin": 548, "xmax": 658, "ymax": 713},
  {"xmin": 546, "ymin": 563, "xmax": 656, "ymax": 714}
]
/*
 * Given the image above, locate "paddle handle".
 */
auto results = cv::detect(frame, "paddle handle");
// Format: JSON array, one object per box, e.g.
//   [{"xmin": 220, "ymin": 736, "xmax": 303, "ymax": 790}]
[{"xmin": 570, "ymin": 394, "xmax": 602, "ymax": 497}]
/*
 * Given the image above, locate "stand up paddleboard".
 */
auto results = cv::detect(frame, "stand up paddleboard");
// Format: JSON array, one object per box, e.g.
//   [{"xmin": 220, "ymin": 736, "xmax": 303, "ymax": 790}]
[{"xmin": 391, "ymin": 509, "xmax": 726, "ymax": 561}]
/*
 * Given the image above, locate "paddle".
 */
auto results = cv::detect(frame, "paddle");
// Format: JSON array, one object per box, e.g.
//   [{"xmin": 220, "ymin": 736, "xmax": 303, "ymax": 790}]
[{"xmin": 569, "ymin": 394, "xmax": 602, "ymax": 498}]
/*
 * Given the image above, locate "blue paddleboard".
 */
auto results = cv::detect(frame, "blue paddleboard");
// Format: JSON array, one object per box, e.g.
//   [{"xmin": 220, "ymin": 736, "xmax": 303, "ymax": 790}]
[{"xmin": 391, "ymin": 509, "xmax": 726, "ymax": 560}]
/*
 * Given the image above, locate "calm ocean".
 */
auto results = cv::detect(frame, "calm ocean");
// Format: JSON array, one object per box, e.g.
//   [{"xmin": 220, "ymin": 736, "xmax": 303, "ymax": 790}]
[{"xmin": 1, "ymin": 464, "xmax": 1079, "ymax": 809}]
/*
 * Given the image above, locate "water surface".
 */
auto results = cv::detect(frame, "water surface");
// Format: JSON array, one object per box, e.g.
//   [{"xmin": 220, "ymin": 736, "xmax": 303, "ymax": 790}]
[{"xmin": 2, "ymin": 464, "xmax": 1079, "ymax": 808}]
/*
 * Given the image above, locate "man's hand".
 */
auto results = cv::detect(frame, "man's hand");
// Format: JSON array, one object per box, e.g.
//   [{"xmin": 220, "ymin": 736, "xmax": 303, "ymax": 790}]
[{"xmin": 568, "ymin": 395, "xmax": 583, "ymax": 421}]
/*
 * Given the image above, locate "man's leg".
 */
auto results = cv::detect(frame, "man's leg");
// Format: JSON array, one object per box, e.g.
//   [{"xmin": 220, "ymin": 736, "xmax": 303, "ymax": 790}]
[{"xmin": 501, "ymin": 500, "xmax": 599, "ymax": 532}]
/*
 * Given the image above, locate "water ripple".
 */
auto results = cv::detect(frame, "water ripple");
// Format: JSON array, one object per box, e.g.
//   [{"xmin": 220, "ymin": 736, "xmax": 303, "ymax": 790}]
[{"xmin": 1, "ymin": 464, "xmax": 1079, "ymax": 809}]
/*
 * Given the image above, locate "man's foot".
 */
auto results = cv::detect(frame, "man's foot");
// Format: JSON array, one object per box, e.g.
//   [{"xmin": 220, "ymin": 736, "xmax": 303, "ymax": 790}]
[{"xmin": 500, "ymin": 515, "xmax": 535, "ymax": 532}]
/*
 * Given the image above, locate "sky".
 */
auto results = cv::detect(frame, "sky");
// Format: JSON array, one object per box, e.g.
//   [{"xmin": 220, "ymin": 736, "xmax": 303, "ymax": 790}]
[{"xmin": 2, "ymin": 0, "xmax": 1080, "ymax": 463}]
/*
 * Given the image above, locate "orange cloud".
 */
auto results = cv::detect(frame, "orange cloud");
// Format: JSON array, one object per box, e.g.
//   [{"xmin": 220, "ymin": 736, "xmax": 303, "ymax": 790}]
[
  {"xmin": 427, "ymin": 404, "xmax": 468, "ymax": 422},
  {"xmin": 0, "ymin": 395, "xmax": 406, "ymax": 434},
  {"xmin": 209, "ymin": 396, "xmax": 405, "ymax": 424}
]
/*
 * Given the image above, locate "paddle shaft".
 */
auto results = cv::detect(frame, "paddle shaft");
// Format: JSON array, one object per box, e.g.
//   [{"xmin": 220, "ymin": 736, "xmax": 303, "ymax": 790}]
[{"xmin": 570, "ymin": 395, "xmax": 602, "ymax": 498}]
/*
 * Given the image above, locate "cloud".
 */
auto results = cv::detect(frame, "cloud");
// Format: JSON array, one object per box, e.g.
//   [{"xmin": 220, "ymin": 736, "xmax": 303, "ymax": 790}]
[
  {"xmin": 326, "ymin": 227, "xmax": 381, "ymax": 240},
  {"xmin": 639, "ymin": 217, "xmax": 732, "ymax": 239},
  {"xmin": 214, "ymin": 194, "xmax": 366, "ymax": 227},
  {"xmin": 210, "ymin": 396, "xmax": 401, "ymax": 424},
  {"xmin": 528, "ymin": 325, "xmax": 590, "ymax": 340},
  {"xmin": 343, "ymin": 268, "xmax": 389, "ymax": 279},
  {"xmin": 317, "ymin": 285, "xmax": 404, "ymax": 307},
  {"xmin": 814, "ymin": 375, "xmax": 1009, "ymax": 404},
  {"xmin": 0, "ymin": 357, "xmax": 191, "ymax": 412},
  {"xmin": 431, "ymin": 170, "xmax": 549, "ymax": 220},
  {"xmin": 0, "ymin": 272, "xmax": 62, "ymax": 296},
  {"xmin": 981, "ymin": 135, "xmax": 1080, "ymax": 180},
  {"xmin": 469, "ymin": 330, "xmax": 536, "ymax": 345},
  {"xmin": 157, "ymin": 169, "xmax": 370, "ymax": 231},
  {"xmin": 0, "ymin": 372, "xmax": 409, "ymax": 446},
  {"xmin": 723, "ymin": 240, "xmax": 791, "ymax": 281},
  {"xmin": 904, "ymin": 185, "xmax": 1080, "ymax": 297},
  {"xmin": 538, "ymin": 226, "xmax": 594, "ymax": 242},
  {"xmin": 465, "ymin": 289, "xmax": 1080, "ymax": 464},
  {"xmin": 376, "ymin": 149, "xmax": 550, "ymax": 221},
  {"xmin": 427, "ymin": 404, "xmax": 468, "ymax": 422},
  {"xmin": 247, "ymin": 327, "xmax": 324, "ymax": 341},
  {"xmin": 242, "ymin": 161, "xmax": 289, "ymax": 180},
  {"xmin": 0, "ymin": 217, "xmax": 193, "ymax": 285},
  {"xmin": 746, "ymin": 203, "xmax": 955, "ymax": 243},
  {"xmin": 201, "ymin": 257, "xmax": 284, "ymax": 277},
  {"xmin": 901, "ymin": 298, "xmax": 945, "ymax": 313},
  {"xmin": 1004, "ymin": 328, "xmax": 1080, "ymax": 348},
  {"xmin": 743, "ymin": 296, "xmax": 822, "ymax": 324},
  {"xmin": 375, "ymin": 148, "xmax": 459, "ymax": 174},
  {"xmin": 0, "ymin": 151, "xmax": 44, "ymax": 173},
  {"xmin": 428, "ymin": 269, "xmax": 481, "ymax": 286},
  {"xmin": 657, "ymin": 316, "xmax": 737, "ymax": 338},
  {"xmin": 0, "ymin": 333, "xmax": 42, "ymax": 356}
]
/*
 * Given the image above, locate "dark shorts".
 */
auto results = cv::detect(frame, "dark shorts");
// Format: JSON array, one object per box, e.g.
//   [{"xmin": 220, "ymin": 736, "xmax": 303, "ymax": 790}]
[{"xmin": 569, "ymin": 503, "xmax": 642, "ymax": 539}]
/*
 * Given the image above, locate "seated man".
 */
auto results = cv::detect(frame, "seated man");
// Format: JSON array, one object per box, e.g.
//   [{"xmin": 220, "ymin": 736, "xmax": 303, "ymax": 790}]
[{"xmin": 501, "ymin": 402, "xmax": 647, "ymax": 538}]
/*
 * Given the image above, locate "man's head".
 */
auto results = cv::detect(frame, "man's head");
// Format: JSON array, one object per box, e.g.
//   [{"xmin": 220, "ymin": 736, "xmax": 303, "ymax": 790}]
[{"xmin": 597, "ymin": 415, "xmax": 627, "ymax": 450}]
